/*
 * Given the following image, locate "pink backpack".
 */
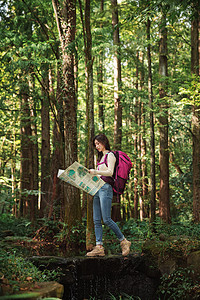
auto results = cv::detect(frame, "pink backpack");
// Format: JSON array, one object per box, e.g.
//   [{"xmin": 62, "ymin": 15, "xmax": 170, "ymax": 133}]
[{"xmin": 101, "ymin": 151, "xmax": 133, "ymax": 197}]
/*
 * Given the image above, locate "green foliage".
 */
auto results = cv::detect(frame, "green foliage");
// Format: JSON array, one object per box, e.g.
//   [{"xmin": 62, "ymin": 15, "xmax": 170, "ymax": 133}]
[
  {"xmin": 88, "ymin": 293, "xmax": 141, "ymax": 300},
  {"xmin": 0, "ymin": 249, "xmax": 62, "ymax": 294},
  {"xmin": 0, "ymin": 0, "xmax": 197, "ymax": 224},
  {"xmin": 1, "ymin": 213, "xmax": 200, "ymax": 299},
  {"xmin": 0, "ymin": 214, "xmax": 33, "ymax": 238},
  {"xmin": 107, "ymin": 294, "xmax": 141, "ymax": 300},
  {"xmin": 151, "ymin": 219, "xmax": 200, "ymax": 240},
  {"xmin": 179, "ymin": 76, "xmax": 200, "ymax": 106},
  {"xmin": 55, "ymin": 220, "xmax": 86, "ymax": 254},
  {"xmin": 103, "ymin": 218, "xmax": 200, "ymax": 255},
  {"xmin": 0, "ymin": 293, "xmax": 42, "ymax": 299},
  {"xmin": 157, "ymin": 267, "xmax": 200, "ymax": 300}
]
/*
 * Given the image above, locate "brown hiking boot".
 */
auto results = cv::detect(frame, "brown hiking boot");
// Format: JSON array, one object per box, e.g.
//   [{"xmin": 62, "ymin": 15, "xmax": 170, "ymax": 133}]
[
  {"xmin": 120, "ymin": 239, "xmax": 131, "ymax": 256},
  {"xmin": 86, "ymin": 246, "xmax": 105, "ymax": 257}
]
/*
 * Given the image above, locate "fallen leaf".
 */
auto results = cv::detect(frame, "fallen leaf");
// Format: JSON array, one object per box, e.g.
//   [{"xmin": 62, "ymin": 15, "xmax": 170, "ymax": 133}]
[
  {"xmin": 34, "ymin": 284, "xmax": 41, "ymax": 289},
  {"xmin": 20, "ymin": 287, "xmax": 29, "ymax": 291},
  {"xmin": 26, "ymin": 276, "xmax": 33, "ymax": 281}
]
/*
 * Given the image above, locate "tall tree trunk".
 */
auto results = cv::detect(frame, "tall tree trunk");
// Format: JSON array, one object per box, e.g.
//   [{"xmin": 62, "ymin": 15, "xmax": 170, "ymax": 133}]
[
  {"xmin": 40, "ymin": 69, "xmax": 51, "ymax": 218},
  {"xmin": 147, "ymin": 17, "xmax": 156, "ymax": 223},
  {"xmin": 78, "ymin": 0, "xmax": 95, "ymax": 248},
  {"xmin": 133, "ymin": 51, "xmax": 139, "ymax": 219},
  {"xmin": 11, "ymin": 131, "xmax": 18, "ymax": 217},
  {"xmin": 111, "ymin": 0, "xmax": 122, "ymax": 221},
  {"xmin": 111, "ymin": 0, "xmax": 122, "ymax": 149},
  {"xmin": 50, "ymin": 63, "xmax": 65, "ymax": 220},
  {"xmin": 97, "ymin": 55, "xmax": 104, "ymax": 131},
  {"xmin": 141, "ymin": 100, "xmax": 148, "ymax": 217},
  {"xmin": 19, "ymin": 84, "xmax": 33, "ymax": 219},
  {"xmin": 52, "ymin": 0, "xmax": 81, "ymax": 227},
  {"xmin": 191, "ymin": 6, "xmax": 200, "ymax": 223},
  {"xmin": 158, "ymin": 12, "xmax": 171, "ymax": 224},
  {"xmin": 97, "ymin": 0, "xmax": 105, "ymax": 131},
  {"xmin": 29, "ymin": 75, "xmax": 39, "ymax": 222},
  {"xmin": 17, "ymin": 4, "xmax": 37, "ymax": 222},
  {"xmin": 85, "ymin": 0, "xmax": 96, "ymax": 250},
  {"xmin": 138, "ymin": 51, "xmax": 147, "ymax": 221}
]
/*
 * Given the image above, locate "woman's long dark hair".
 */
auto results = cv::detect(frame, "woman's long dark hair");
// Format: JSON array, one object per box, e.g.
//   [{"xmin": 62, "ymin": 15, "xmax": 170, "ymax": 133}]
[{"xmin": 93, "ymin": 134, "xmax": 111, "ymax": 162}]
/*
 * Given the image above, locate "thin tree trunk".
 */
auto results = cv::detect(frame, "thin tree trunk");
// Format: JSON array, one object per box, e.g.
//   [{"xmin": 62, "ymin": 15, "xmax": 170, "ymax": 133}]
[
  {"xmin": 85, "ymin": 0, "xmax": 96, "ymax": 250},
  {"xmin": 191, "ymin": 8, "xmax": 200, "ymax": 223},
  {"xmin": 111, "ymin": 0, "xmax": 122, "ymax": 149},
  {"xmin": 133, "ymin": 51, "xmax": 139, "ymax": 219},
  {"xmin": 147, "ymin": 17, "xmax": 156, "ymax": 223},
  {"xmin": 138, "ymin": 51, "xmax": 146, "ymax": 221},
  {"xmin": 48, "ymin": 63, "xmax": 65, "ymax": 220},
  {"xmin": 111, "ymin": 0, "xmax": 122, "ymax": 221},
  {"xmin": 18, "ymin": 7, "xmax": 36, "ymax": 222},
  {"xmin": 29, "ymin": 75, "xmax": 39, "ymax": 222},
  {"xmin": 97, "ymin": 56, "xmax": 104, "ymax": 131},
  {"xmin": 140, "ymin": 52, "xmax": 148, "ymax": 217},
  {"xmin": 97, "ymin": 0, "xmax": 104, "ymax": 131},
  {"xmin": 19, "ymin": 85, "xmax": 33, "ymax": 219},
  {"xmin": 40, "ymin": 69, "xmax": 51, "ymax": 218},
  {"xmin": 11, "ymin": 132, "xmax": 18, "ymax": 217},
  {"xmin": 78, "ymin": 0, "xmax": 95, "ymax": 248},
  {"xmin": 158, "ymin": 12, "xmax": 171, "ymax": 224}
]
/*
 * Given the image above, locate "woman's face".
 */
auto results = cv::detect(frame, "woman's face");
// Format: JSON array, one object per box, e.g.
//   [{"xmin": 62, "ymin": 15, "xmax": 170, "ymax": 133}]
[{"xmin": 94, "ymin": 140, "xmax": 106, "ymax": 152}]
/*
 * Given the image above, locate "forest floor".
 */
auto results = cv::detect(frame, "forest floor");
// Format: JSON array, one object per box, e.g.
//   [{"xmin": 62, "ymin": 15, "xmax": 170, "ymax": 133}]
[{"xmin": 0, "ymin": 215, "xmax": 200, "ymax": 299}]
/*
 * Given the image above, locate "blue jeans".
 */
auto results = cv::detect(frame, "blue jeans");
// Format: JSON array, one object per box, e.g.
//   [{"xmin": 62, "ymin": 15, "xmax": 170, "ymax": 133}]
[{"xmin": 93, "ymin": 183, "xmax": 125, "ymax": 245}]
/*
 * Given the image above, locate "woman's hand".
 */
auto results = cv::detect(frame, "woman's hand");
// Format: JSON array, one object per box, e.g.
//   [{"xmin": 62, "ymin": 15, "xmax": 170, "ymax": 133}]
[{"xmin": 89, "ymin": 169, "xmax": 97, "ymax": 175}]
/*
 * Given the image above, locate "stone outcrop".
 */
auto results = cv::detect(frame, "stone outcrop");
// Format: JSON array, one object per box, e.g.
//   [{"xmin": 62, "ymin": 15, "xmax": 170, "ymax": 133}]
[
  {"xmin": 0, "ymin": 281, "xmax": 64, "ymax": 300},
  {"xmin": 29, "ymin": 254, "xmax": 161, "ymax": 300},
  {"xmin": 142, "ymin": 238, "xmax": 200, "ymax": 277},
  {"xmin": 187, "ymin": 250, "xmax": 200, "ymax": 277}
]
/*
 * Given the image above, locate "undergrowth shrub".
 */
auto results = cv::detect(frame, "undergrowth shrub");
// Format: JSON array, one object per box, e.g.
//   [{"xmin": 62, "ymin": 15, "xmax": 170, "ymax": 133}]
[
  {"xmin": 55, "ymin": 220, "xmax": 86, "ymax": 247},
  {"xmin": 0, "ymin": 214, "xmax": 33, "ymax": 238},
  {"xmin": 0, "ymin": 249, "xmax": 63, "ymax": 295},
  {"xmin": 157, "ymin": 267, "xmax": 200, "ymax": 300}
]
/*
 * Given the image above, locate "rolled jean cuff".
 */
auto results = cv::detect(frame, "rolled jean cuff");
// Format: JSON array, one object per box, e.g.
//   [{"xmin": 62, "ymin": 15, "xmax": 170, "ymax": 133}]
[
  {"xmin": 96, "ymin": 242, "xmax": 103, "ymax": 245},
  {"xmin": 119, "ymin": 236, "xmax": 125, "ymax": 242}
]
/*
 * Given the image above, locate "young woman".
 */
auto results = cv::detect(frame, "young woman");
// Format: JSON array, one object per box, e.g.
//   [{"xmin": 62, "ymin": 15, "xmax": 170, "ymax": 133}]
[{"xmin": 86, "ymin": 133, "xmax": 131, "ymax": 257}]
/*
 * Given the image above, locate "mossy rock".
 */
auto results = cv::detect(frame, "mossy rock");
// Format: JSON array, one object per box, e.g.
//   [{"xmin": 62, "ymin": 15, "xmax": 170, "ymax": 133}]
[
  {"xmin": 187, "ymin": 250, "xmax": 200, "ymax": 276},
  {"xmin": 142, "ymin": 239, "xmax": 176, "ymax": 261},
  {"xmin": 142, "ymin": 238, "xmax": 200, "ymax": 276},
  {"xmin": 0, "ymin": 281, "xmax": 64, "ymax": 300},
  {"xmin": 142, "ymin": 239, "xmax": 165, "ymax": 257}
]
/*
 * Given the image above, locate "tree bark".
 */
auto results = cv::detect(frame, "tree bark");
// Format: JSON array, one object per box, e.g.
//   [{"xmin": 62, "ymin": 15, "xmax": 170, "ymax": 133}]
[
  {"xmin": 52, "ymin": 0, "xmax": 81, "ymax": 227},
  {"xmin": 85, "ymin": 0, "xmax": 96, "ymax": 249},
  {"xmin": 139, "ymin": 51, "xmax": 147, "ymax": 221},
  {"xmin": 133, "ymin": 51, "xmax": 139, "ymax": 220},
  {"xmin": 97, "ymin": 0, "xmax": 105, "ymax": 131},
  {"xmin": 19, "ymin": 84, "xmax": 34, "ymax": 219},
  {"xmin": 17, "ymin": 4, "xmax": 38, "ymax": 222},
  {"xmin": 147, "ymin": 17, "xmax": 156, "ymax": 223},
  {"xmin": 49, "ymin": 63, "xmax": 65, "ymax": 221},
  {"xmin": 191, "ymin": 7, "xmax": 200, "ymax": 223},
  {"xmin": 111, "ymin": 0, "xmax": 122, "ymax": 221},
  {"xmin": 78, "ymin": 0, "xmax": 95, "ymax": 248},
  {"xmin": 40, "ymin": 68, "xmax": 51, "ymax": 218},
  {"xmin": 111, "ymin": 0, "xmax": 122, "ymax": 149},
  {"xmin": 29, "ymin": 75, "xmax": 39, "ymax": 222},
  {"xmin": 158, "ymin": 12, "xmax": 171, "ymax": 224}
]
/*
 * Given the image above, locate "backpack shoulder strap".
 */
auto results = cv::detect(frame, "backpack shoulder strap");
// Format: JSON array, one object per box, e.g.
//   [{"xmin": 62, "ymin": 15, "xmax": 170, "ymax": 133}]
[
  {"xmin": 97, "ymin": 152, "xmax": 110, "ymax": 167},
  {"xmin": 99, "ymin": 151, "xmax": 116, "ymax": 168},
  {"xmin": 104, "ymin": 152, "xmax": 110, "ymax": 166},
  {"xmin": 112, "ymin": 151, "xmax": 118, "ymax": 178}
]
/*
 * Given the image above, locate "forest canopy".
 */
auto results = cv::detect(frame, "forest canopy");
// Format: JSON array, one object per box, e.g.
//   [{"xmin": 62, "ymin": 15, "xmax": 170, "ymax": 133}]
[{"xmin": 0, "ymin": 0, "xmax": 200, "ymax": 233}]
